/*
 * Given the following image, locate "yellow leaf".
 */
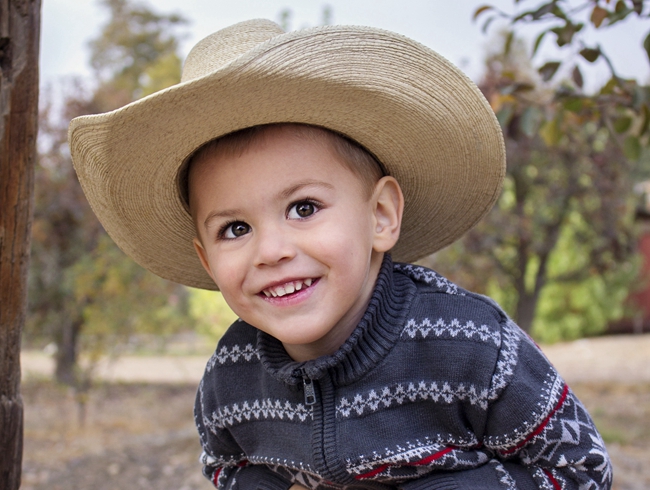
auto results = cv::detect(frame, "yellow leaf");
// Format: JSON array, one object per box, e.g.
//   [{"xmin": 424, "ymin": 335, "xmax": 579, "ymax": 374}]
[{"xmin": 591, "ymin": 5, "xmax": 609, "ymax": 28}]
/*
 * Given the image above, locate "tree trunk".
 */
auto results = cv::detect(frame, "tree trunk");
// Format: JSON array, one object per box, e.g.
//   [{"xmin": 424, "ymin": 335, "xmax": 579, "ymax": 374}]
[
  {"xmin": 0, "ymin": 1, "xmax": 41, "ymax": 489},
  {"xmin": 515, "ymin": 291, "xmax": 538, "ymax": 333},
  {"xmin": 54, "ymin": 317, "xmax": 82, "ymax": 386}
]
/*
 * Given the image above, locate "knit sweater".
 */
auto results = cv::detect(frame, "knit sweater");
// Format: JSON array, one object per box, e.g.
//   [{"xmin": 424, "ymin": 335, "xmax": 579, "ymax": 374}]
[{"xmin": 194, "ymin": 256, "xmax": 613, "ymax": 489}]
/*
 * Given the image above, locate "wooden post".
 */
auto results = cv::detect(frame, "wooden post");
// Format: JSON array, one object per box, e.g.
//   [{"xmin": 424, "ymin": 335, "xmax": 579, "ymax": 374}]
[{"xmin": 0, "ymin": 1, "xmax": 41, "ymax": 488}]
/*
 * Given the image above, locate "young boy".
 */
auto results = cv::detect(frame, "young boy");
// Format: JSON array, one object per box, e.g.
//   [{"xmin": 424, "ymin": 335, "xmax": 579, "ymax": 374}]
[{"xmin": 69, "ymin": 19, "xmax": 612, "ymax": 490}]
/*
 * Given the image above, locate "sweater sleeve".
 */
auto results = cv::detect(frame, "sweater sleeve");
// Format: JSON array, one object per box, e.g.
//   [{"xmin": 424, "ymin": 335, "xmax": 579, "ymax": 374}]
[
  {"xmin": 480, "ymin": 318, "xmax": 612, "ymax": 489},
  {"xmin": 400, "ymin": 318, "xmax": 612, "ymax": 490},
  {"xmin": 194, "ymin": 378, "xmax": 294, "ymax": 490}
]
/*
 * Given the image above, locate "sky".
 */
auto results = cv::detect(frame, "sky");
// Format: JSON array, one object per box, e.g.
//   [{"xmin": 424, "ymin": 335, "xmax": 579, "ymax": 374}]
[{"xmin": 41, "ymin": 0, "xmax": 650, "ymax": 92}]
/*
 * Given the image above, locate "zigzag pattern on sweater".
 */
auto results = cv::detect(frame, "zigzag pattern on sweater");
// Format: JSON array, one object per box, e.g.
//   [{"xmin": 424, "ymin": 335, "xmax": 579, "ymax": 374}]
[
  {"xmin": 492, "ymin": 461, "xmax": 517, "ymax": 489},
  {"xmin": 207, "ymin": 399, "xmax": 312, "ymax": 430},
  {"xmin": 485, "ymin": 372, "xmax": 565, "ymax": 449},
  {"xmin": 394, "ymin": 263, "xmax": 465, "ymax": 295},
  {"xmin": 530, "ymin": 467, "xmax": 560, "ymax": 490},
  {"xmin": 487, "ymin": 319, "xmax": 521, "ymax": 401},
  {"xmin": 206, "ymin": 343, "xmax": 260, "ymax": 372},
  {"xmin": 337, "ymin": 380, "xmax": 490, "ymax": 418},
  {"xmin": 515, "ymin": 393, "xmax": 612, "ymax": 488},
  {"xmin": 401, "ymin": 317, "xmax": 501, "ymax": 345}
]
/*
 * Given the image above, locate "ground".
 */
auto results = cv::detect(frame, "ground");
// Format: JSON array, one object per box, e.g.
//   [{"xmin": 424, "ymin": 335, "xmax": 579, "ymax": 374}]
[{"xmin": 20, "ymin": 334, "xmax": 650, "ymax": 490}]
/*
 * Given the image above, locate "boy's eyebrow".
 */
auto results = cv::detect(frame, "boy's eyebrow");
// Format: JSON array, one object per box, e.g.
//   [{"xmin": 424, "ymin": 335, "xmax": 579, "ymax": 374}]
[
  {"xmin": 203, "ymin": 180, "xmax": 335, "ymax": 229},
  {"xmin": 203, "ymin": 208, "xmax": 243, "ymax": 229},
  {"xmin": 279, "ymin": 180, "xmax": 334, "ymax": 199}
]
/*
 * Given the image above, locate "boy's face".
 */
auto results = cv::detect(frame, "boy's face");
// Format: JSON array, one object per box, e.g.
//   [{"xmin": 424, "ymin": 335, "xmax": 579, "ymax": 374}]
[{"xmin": 190, "ymin": 127, "xmax": 400, "ymax": 362}]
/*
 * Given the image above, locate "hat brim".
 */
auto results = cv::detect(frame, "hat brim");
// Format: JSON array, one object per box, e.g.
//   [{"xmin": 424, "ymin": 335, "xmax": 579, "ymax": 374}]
[{"xmin": 69, "ymin": 25, "xmax": 505, "ymax": 290}]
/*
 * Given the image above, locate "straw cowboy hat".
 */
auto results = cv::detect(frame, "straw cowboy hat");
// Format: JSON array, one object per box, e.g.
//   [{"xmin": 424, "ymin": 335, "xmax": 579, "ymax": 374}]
[{"xmin": 68, "ymin": 19, "xmax": 506, "ymax": 290}]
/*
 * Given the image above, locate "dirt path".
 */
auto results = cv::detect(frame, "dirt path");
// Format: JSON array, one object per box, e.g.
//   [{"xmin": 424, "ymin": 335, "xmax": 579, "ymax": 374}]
[
  {"xmin": 541, "ymin": 334, "xmax": 650, "ymax": 384},
  {"xmin": 22, "ymin": 333, "xmax": 650, "ymax": 385},
  {"xmin": 19, "ymin": 334, "xmax": 650, "ymax": 490}
]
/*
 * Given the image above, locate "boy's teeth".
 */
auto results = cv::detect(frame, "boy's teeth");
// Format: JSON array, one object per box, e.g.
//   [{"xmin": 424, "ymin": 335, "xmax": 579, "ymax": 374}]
[{"xmin": 264, "ymin": 279, "xmax": 314, "ymax": 297}]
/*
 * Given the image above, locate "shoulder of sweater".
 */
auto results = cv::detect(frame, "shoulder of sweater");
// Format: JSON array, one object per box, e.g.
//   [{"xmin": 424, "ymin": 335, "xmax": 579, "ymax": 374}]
[
  {"xmin": 394, "ymin": 263, "xmax": 508, "ymax": 326},
  {"xmin": 218, "ymin": 318, "xmax": 258, "ymax": 345},
  {"xmin": 200, "ymin": 319, "xmax": 261, "ymax": 377}
]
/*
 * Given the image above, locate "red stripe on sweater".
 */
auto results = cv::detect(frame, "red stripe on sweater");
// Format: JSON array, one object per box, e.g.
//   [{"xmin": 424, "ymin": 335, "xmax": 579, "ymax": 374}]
[
  {"xmin": 212, "ymin": 467, "xmax": 222, "ymax": 485},
  {"xmin": 355, "ymin": 447, "xmax": 454, "ymax": 480},
  {"xmin": 355, "ymin": 463, "xmax": 391, "ymax": 480},
  {"xmin": 501, "ymin": 383, "xmax": 569, "ymax": 456},
  {"xmin": 213, "ymin": 461, "xmax": 248, "ymax": 485},
  {"xmin": 543, "ymin": 469, "xmax": 562, "ymax": 490},
  {"xmin": 410, "ymin": 447, "xmax": 454, "ymax": 466}
]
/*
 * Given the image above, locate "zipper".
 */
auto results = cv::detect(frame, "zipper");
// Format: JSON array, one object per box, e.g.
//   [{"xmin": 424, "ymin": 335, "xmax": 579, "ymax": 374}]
[{"xmin": 301, "ymin": 369, "xmax": 317, "ymax": 406}]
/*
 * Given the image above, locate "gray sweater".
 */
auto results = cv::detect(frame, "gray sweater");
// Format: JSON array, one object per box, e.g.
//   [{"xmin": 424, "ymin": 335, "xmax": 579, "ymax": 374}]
[{"xmin": 195, "ymin": 256, "xmax": 612, "ymax": 489}]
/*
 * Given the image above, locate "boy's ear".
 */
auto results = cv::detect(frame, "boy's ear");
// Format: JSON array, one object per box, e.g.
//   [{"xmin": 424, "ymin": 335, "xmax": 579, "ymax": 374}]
[
  {"xmin": 371, "ymin": 176, "xmax": 404, "ymax": 253},
  {"xmin": 193, "ymin": 237, "xmax": 217, "ymax": 285}
]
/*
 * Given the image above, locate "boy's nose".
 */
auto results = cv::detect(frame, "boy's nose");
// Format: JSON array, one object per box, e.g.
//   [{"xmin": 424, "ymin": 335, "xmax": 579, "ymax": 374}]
[{"xmin": 252, "ymin": 225, "xmax": 296, "ymax": 267}]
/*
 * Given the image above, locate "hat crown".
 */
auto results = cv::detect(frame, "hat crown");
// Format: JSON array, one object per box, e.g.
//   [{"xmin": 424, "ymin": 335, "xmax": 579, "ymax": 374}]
[{"xmin": 181, "ymin": 19, "xmax": 285, "ymax": 83}]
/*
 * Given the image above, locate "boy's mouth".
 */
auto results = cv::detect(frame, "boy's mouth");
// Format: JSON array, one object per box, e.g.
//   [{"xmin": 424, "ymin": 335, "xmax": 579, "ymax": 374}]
[{"xmin": 261, "ymin": 278, "xmax": 316, "ymax": 298}]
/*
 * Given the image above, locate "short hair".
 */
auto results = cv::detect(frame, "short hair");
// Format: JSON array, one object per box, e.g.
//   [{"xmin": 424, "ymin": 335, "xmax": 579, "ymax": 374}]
[{"xmin": 179, "ymin": 123, "xmax": 385, "ymax": 211}]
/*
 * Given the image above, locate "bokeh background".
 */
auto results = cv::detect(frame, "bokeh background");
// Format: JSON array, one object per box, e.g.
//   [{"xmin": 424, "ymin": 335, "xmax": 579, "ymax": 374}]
[{"xmin": 19, "ymin": 1, "xmax": 650, "ymax": 489}]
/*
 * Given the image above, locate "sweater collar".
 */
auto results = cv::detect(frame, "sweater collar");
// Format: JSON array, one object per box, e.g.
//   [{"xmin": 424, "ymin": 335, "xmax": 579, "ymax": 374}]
[{"xmin": 257, "ymin": 254, "xmax": 416, "ymax": 386}]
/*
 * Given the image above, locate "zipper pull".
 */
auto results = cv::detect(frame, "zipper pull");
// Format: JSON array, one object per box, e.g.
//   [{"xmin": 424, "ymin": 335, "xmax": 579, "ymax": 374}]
[{"xmin": 301, "ymin": 371, "xmax": 317, "ymax": 406}]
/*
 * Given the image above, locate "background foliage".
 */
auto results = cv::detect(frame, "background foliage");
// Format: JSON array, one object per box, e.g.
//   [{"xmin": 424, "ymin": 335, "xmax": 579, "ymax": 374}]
[
  {"xmin": 27, "ymin": 0, "xmax": 235, "ymax": 387},
  {"xmin": 25, "ymin": 0, "xmax": 650, "ymax": 389},
  {"xmin": 426, "ymin": 0, "xmax": 649, "ymax": 339}
]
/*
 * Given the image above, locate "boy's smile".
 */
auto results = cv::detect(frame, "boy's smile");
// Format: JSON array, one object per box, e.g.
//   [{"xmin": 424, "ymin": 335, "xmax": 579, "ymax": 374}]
[{"xmin": 189, "ymin": 126, "xmax": 402, "ymax": 362}]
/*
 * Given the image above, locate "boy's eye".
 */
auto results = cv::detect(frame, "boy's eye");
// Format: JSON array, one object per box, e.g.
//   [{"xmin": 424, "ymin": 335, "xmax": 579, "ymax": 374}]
[
  {"xmin": 222, "ymin": 221, "xmax": 251, "ymax": 239},
  {"xmin": 288, "ymin": 201, "xmax": 317, "ymax": 219}
]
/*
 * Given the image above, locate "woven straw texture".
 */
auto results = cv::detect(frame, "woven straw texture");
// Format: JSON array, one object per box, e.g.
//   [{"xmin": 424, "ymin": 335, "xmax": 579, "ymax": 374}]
[{"xmin": 68, "ymin": 19, "xmax": 506, "ymax": 290}]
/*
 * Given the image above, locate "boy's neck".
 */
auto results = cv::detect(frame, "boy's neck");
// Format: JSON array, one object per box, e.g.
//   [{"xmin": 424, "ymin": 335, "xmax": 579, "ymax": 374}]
[{"xmin": 282, "ymin": 251, "xmax": 385, "ymax": 362}]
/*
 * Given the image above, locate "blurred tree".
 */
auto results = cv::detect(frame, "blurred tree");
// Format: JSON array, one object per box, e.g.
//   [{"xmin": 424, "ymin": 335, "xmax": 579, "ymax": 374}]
[
  {"xmin": 27, "ymin": 0, "xmax": 189, "ymax": 388},
  {"xmin": 475, "ymin": 0, "xmax": 650, "ymax": 173},
  {"xmin": 89, "ymin": 0, "xmax": 186, "ymax": 102},
  {"xmin": 188, "ymin": 289, "xmax": 238, "ymax": 344},
  {"xmin": 426, "ymin": 21, "xmax": 643, "ymax": 337}
]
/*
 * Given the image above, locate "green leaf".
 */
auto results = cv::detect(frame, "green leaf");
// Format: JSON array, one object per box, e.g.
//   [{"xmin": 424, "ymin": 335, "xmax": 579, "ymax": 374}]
[
  {"xmin": 482, "ymin": 15, "xmax": 496, "ymax": 33},
  {"xmin": 551, "ymin": 26, "xmax": 576, "ymax": 47},
  {"xmin": 562, "ymin": 97, "xmax": 584, "ymax": 113},
  {"xmin": 473, "ymin": 5, "xmax": 493, "ymax": 20},
  {"xmin": 513, "ymin": 2, "xmax": 556, "ymax": 22},
  {"xmin": 572, "ymin": 65, "xmax": 584, "ymax": 89},
  {"xmin": 532, "ymin": 30, "xmax": 547, "ymax": 56},
  {"xmin": 538, "ymin": 61, "xmax": 561, "ymax": 81},
  {"xmin": 496, "ymin": 105, "xmax": 515, "ymax": 130},
  {"xmin": 639, "ymin": 104, "xmax": 650, "ymax": 136},
  {"xmin": 504, "ymin": 31, "xmax": 514, "ymax": 55},
  {"xmin": 520, "ymin": 106, "xmax": 543, "ymax": 137},
  {"xmin": 580, "ymin": 48, "xmax": 600, "ymax": 63},
  {"xmin": 613, "ymin": 116, "xmax": 632, "ymax": 133},
  {"xmin": 608, "ymin": 1, "xmax": 633, "ymax": 25},
  {"xmin": 551, "ymin": 4, "xmax": 569, "ymax": 21},
  {"xmin": 600, "ymin": 77, "xmax": 618, "ymax": 95},
  {"xmin": 644, "ymin": 31, "xmax": 650, "ymax": 65},
  {"xmin": 632, "ymin": 85, "xmax": 647, "ymax": 109},
  {"xmin": 532, "ymin": 2, "xmax": 556, "ymax": 20},
  {"xmin": 623, "ymin": 135, "xmax": 641, "ymax": 160},
  {"xmin": 540, "ymin": 119, "xmax": 562, "ymax": 146},
  {"xmin": 513, "ymin": 82, "xmax": 535, "ymax": 93}
]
